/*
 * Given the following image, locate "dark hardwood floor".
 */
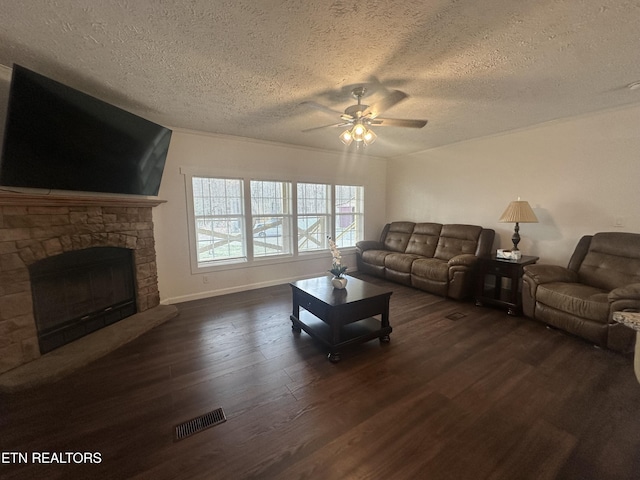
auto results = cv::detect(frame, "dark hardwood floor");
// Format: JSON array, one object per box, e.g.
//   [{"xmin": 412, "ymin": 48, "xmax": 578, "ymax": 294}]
[{"xmin": 2, "ymin": 273, "xmax": 640, "ymax": 480}]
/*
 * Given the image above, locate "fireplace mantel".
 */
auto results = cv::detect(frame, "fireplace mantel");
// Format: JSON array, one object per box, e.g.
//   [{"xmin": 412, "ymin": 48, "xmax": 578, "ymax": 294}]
[{"xmin": 0, "ymin": 191, "xmax": 166, "ymax": 208}]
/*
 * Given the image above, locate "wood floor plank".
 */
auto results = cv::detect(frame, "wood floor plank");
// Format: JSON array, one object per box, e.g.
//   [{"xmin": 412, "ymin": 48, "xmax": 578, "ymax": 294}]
[{"xmin": 2, "ymin": 273, "xmax": 640, "ymax": 479}]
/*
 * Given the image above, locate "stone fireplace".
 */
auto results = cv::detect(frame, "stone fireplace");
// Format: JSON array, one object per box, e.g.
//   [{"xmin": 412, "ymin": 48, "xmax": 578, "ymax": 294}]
[{"xmin": 0, "ymin": 191, "xmax": 165, "ymax": 375}]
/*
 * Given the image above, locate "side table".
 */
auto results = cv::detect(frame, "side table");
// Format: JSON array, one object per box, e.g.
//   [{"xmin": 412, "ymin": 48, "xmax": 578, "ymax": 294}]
[
  {"xmin": 612, "ymin": 311, "xmax": 640, "ymax": 383},
  {"xmin": 475, "ymin": 254, "xmax": 539, "ymax": 316}
]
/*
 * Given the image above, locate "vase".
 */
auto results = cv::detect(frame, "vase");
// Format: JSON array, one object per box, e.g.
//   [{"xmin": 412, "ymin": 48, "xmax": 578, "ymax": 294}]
[{"xmin": 332, "ymin": 276, "xmax": 348, "ymax": 289}]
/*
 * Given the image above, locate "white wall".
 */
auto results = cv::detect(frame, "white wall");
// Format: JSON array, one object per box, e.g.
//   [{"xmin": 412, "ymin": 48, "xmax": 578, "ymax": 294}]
[
  {"xmin": 387, "ymin": 103, "xmax": 640, "ymax": 266},
  {"xmin": 154, "ymin": 130, "xmax": 388, "ymax": 304}
]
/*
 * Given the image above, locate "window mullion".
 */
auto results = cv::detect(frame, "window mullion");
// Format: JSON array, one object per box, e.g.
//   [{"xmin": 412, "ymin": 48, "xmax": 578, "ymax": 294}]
[
  {"xmin": 244, "ymin": 178, "xmax": 254, "ymax": 261},
  {"xmin": 330, "ymin": 184, "xmax": 336, "ymax": 241},
  {"xmin": 292, "ymin": 181, "xmax": 299, "ymax": 256}
]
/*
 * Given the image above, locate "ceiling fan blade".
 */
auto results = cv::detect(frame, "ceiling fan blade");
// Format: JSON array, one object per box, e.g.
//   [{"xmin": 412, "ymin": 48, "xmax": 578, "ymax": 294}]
[
  {"xmin": 299, "ymin": 101, "xmax": 344, "ymax": 117},
  {"xmin": 301, "ymin": 123, "xmax": 349, "ymax": 132},
  {"xmin": 371, "ymin": 117, "xmax": 428, "ymax": 128},
  {"xmin": 362, "ymin": 90, "xmax": 408, "ymax": 118}
]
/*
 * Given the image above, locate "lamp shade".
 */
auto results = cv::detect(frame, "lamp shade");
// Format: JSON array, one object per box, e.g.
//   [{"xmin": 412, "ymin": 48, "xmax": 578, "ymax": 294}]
[
  {"xmin": 340, "ymin": 129, "xmax": 353, "ymax": 145},
  {"xmin": 498, "ymin": 200, "xmax": 538, "ymax": 223},
  {"xmin": 363, "ymin": 128, "xmax": 377, "ymax": 145}
]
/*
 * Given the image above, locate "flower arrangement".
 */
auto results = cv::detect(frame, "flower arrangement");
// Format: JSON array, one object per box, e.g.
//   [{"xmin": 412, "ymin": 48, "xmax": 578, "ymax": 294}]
[{"xmin": 328, "ymin": 237, "xmax": 347, "ymax": 278}]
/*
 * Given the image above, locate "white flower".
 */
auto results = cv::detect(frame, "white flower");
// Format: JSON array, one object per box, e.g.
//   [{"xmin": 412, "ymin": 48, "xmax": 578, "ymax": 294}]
[{"xmin": 328, "ymin": 236, "xmax": 347, "ymax": 277}]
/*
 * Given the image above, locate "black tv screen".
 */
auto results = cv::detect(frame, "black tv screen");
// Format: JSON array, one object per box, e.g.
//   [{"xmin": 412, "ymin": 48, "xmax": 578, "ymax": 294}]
[{"xmin": 0, "ymin": 64, "xmax": 172, "ymax": 196}]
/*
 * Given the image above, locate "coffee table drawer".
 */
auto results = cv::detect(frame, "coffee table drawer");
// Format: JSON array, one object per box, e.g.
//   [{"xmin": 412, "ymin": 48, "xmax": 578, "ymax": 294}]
[
  {"xmin": 298, "ymin": 291, "xmax": 329, "ymax": 318},
  {"xmin": 337, "ymin": 297, "xmax": 389, "ymax": 324}
]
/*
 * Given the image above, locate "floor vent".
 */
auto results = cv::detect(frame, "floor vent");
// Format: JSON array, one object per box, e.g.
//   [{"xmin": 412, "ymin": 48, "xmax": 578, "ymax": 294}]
[
  {"xmin": 174, "ymin": 407, "xmax": 226, "ymax": 441},
  {"xmin": 445, "ymin": 312, "xmax": 467, "ymax": 321}
]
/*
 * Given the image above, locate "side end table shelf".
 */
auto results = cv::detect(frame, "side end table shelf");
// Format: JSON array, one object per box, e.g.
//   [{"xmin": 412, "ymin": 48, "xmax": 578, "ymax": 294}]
[{"xmin": 474, "ymin": 254, "xmax": 539, "ymax": 316}]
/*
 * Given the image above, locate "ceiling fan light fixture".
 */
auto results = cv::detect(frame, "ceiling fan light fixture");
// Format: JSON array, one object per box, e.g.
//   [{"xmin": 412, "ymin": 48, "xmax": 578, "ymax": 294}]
[
  {"xmin": 352, "ymin": 123, "xmax": 366, "ymax": 137},
  {"xmin": 339, "ymin": 129, "xmax": 353, "ymax": 145},
  {"xmin": 303, "ymin": 85, "xmax": 426, "ymax": 149},
  {"xmin": 363, "ymin": 128, "xmax": 377, "ymax": 145},
  {"xmin": 340, "ymin": 122, "xmax": 376, "ymax": 146}
]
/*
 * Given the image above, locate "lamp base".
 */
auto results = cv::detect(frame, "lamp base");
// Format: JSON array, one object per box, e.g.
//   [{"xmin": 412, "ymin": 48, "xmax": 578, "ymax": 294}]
[{"xmin": 511, "ymin": 222, "xmax": 521, "ymax": 251}]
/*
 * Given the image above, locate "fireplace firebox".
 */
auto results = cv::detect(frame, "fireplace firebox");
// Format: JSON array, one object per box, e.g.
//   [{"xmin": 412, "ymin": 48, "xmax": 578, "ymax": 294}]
[{"xmin": 29, "ymin": 247, "xmax": 136, "ymax": 353}]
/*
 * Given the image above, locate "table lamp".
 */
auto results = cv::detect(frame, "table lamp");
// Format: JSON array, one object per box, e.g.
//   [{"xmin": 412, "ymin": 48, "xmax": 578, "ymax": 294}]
[{"xmin": 498, "ymin": 198, "xmax": 538, "ymax": 251}]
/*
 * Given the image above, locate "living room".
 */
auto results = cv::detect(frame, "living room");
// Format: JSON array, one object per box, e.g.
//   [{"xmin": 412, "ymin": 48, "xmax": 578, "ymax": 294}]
[
  {"xmin": 1, "ymin": 1, "xmax": 640, "ymax": 479},
  {"xmin": 154, "ymin": 103, "xmax": 640, "ymax": 304}
]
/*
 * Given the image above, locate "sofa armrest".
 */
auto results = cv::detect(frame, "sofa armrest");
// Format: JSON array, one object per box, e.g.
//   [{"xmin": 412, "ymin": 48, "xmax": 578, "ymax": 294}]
[
  {"xmin": 609, "ymin": 283, "xmax": 640, "ymax": 302},
  {"xmin": 609, "ymin": 283, "xmax": 640, "ymax": 318},
  {"xmin": 448, "ymin": 254, "xmax": 479, "ymax": 268},
  {"xmin": 355, "ymin": 240, "xmax": 383, "ymax": 254},
  {"xmin": 447, "ymin": 255, "xmax": 479, "ymax": 299},
  {"xmin": 521, "ymin": 264, "xmax": 576, "ymax": 319},
  {"xmin": 522, "ymin": 264, "xmax": 578, "ymax": 285}
]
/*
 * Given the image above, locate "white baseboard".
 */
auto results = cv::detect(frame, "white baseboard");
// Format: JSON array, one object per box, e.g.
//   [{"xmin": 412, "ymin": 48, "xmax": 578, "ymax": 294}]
[{"xmin": 160, "ymin": 269, "xmax": 360, "ymax": 305}]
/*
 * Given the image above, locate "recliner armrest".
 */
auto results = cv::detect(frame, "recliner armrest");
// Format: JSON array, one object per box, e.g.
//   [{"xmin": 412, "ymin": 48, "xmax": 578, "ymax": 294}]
[
  {"xmin": 609, "ymin": 284, "xmax": 640, "ymax": 324},
  {"xmin": 355, "ymin": 240, "xmax": 383, "ymax": 253},
  {"xmin": 448, "ymin": 254, "xmax": 478, "ymax": 268},
  {"xmin": 609, "ymin": 283, "xmax": 640, "ymax": 302},
  {"xmin": 522, "ymin": 264, "xmax": 578, "ymax": 285}
]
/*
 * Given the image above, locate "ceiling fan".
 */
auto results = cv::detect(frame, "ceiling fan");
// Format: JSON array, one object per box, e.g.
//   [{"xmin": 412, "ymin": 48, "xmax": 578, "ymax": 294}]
[{"xmin": 300, "ymin": 86, "xmax": 427, "ymax": 146}]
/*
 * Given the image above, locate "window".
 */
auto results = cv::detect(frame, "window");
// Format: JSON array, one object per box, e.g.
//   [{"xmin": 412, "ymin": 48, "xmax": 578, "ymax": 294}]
[
  {"xmin": 192, "ymin": 177, "xmax": 245, "ymax": 264},
  {"xmin": 250, "ymin": 180, "xmax": 293, "ymax": 257},
  {"xmin": 335, "ymin": 185, "xmax": 364, "ymax": 248},
  {"xmin": 297, "ymin": 183, "xmax": 331, "ymax": 252},
  {"xmin": 187, "ymin": 174, "xmax": 365, "ymax": 270}
]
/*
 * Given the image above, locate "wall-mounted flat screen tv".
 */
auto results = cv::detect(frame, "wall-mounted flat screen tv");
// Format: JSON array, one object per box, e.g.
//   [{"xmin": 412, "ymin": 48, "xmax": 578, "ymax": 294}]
[{"xmin": 0, "ymin": 64, "xmax": 172, "ymax": 196}]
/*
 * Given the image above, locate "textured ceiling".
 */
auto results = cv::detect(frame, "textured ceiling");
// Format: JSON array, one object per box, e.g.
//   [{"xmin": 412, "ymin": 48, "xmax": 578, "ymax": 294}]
[{"xmin": 0, "ymin": 0, "xmax": 639, "ymax": 158}]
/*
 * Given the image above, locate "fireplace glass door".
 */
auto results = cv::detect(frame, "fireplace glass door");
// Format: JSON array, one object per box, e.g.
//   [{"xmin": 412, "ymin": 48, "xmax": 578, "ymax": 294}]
[{"xmin": 29, "ymin": 247, "xmax": 136, "ymax": 353}]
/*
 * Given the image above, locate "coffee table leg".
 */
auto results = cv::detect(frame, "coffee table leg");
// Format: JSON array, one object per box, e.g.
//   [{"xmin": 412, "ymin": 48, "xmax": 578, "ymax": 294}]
[
  {"xmin": 291, "ymin": 293, "xmax": 302, "ymax": 333},
  {"xmin": 327, "ymin": 315, "xmax": 342, "ymax": 362},
  {"xmin": 290, "ymin": 315, "xmax": 301, "ymax": 333},
  {"xmin": 380, "ymin": 303, "xmax": 391, "ymax": 343}
]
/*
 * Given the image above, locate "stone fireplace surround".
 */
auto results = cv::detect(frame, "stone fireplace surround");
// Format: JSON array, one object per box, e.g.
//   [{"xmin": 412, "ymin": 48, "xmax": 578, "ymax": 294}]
[{"xmin": 0, "ymin": 191, "xmax": 174, "ymax": 376}]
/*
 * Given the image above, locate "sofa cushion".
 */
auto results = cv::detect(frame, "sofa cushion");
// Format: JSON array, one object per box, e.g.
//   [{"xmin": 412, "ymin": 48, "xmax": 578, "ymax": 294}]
[
  {"xmin": 578, "ymin": 232, "xmax": 640, "ymax": 291},
  {"xmin": 361, "ymin": 249, "xmax": 392, "ymax": 267},
  {"xmin": 411, "ymin": 257, "xmax": 449, "ymax": 282},
  {"xmin": 537, "ymin": 282, "xmax": 610, "ymax": 323},
  {"xmin": 385, "ymin": 253, "xmax": 423, "ymax": 273},
  {"xmin": 434, "ymin": 224, "xmax": 483, "ymax": 261},
  {"xmin": 405, "ymin": 223, "xmax": 442, "ymax": 257},
  {"xmin": 383, "ymin": 222, "xmax": 415, "ymax": 252}
]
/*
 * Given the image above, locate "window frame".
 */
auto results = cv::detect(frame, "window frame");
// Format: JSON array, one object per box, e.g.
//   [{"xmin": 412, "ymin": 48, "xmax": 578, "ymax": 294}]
[
  {"xmin": 191, "ymin": 176, "xmax": 247, "ymax": 266},
  {"xmin": 249, "ymin": 179, "xmax": 294, "ymax": 259},
  {"xmin": 334, "ymin": 184, "xmax": 364, "ymax": 249},
  {"xmin": 296, "ymin": 182, "xmax": 332, "ymax": 254},
  {"xmin": 184, "ymin": 169, "xmax": 365, "ymax": 274}
]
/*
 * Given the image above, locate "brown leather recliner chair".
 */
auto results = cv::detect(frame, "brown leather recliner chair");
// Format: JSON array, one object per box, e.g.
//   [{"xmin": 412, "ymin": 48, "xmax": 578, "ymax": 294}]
[{"xmin": 522, "ymin": 232, "xmax": 640, "ymax": 352}]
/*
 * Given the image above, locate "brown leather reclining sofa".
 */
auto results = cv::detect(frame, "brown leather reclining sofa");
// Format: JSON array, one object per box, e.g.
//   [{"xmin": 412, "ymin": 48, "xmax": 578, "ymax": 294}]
[
  {"xmin": 356, "ymin": 222, "xmax": 495, "ymax": 300},
  {"xmin": 522, "ymin": 232, "xmax": 640, "ymax": 352}
]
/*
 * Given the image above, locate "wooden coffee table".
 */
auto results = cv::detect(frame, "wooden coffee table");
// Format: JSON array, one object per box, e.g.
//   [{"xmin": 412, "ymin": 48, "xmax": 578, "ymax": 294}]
[{"xmin": 289, "ymin": 275, "xmax": 393, "ymax": 362}]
